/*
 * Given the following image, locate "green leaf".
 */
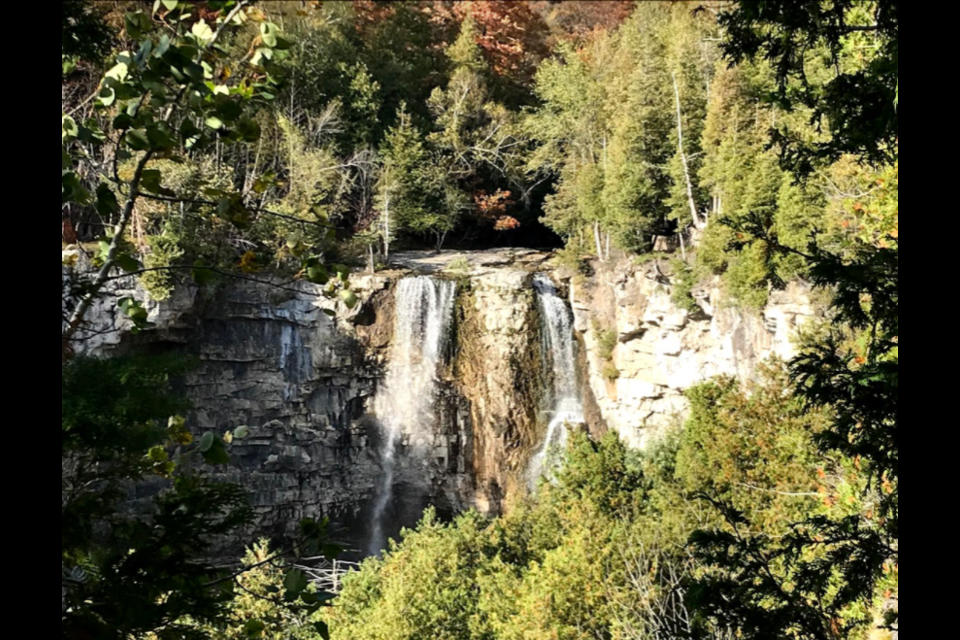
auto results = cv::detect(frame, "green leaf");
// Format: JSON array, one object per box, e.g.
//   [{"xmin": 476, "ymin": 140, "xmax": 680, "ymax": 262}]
[
  {"xmin": 115, "ymin": 254, "xmax": 141, "ymax": 274},
  {"xmin": 235, "ymin": 117, "xmax": 261, "ymax": 142},
  {"xmin": 305, "ymin": 265, "xmax": 329, "ymax": 285},
  {"xmin": 125, "ymin": 12, "xmax": 152, "ymax": 39},
  {"xmin": 243, "ymin": 620, "xmax": 266, "ymax": 639},
  {"xmin": 199, "ymin": 432, "xmax": 215, "ymax": 453},
  {"xmin": 180, "ymin": 118, "xmax": 201, "ymax": 139},
  {"xmin": 217, "ymin": 195, "xmax": 251, "ymax": 229},
  {"xmin": 146, "ymin": 124, "xmax": 177, "ymax": 151},
  {"xmin": 62, "ymin": 115, "xmax": 79, "ymax": 141},
  {"xmin": 192, "ymin": 266, "xmax": 215, "ymax": 286},
  {"xmin": 214, "ymin": 95, "xmax": 243, "ymax": 123},
  {"xmin": 340, "ymin": 289, "xmax": 359, "ymax": 310},
  {"xmin": 96, "ymin": 184, "xmax": 120, "ymax": 216},
  {"xmin": 284, "ymin": 570, "xmax": 309, "ymax": 597},
  {"xmin": 191, "ymin": 20, "xmax": 214, "ymax": 44},
  {"xmin": 250, "ymin": 48, "xmax": 274, "ymax": 67},
  {"xmin": 332, "ymin": 264, "xmax": 350, "ymax": 283},
  {"xmin": 113, "ymin": 113, "xmax": 134, "ymax": 130},
  {"xmin": 260, "ymin": 22, "xmax": 279, "ymax": 48},
  {"xmin": 233, "ymin": 425, "xmax": 250, "ymax": 440},
  {"xmin": 119, "ymin": 297, "xmax": 149, "ymax": 329},
  {"xmin": 125, "ymin": 129, "xmax": 151, "ymax": 151},
  {"xmin": 140, "ymin": 169, "xmax": 165, "ymax": 195},
  {"xmin": 314, "ymin": 621, "xmax": 330, "ymax": 640},
  {"xmin": 202, "ymin": 438, "xmax": 231, "ymax": 465},
  {"xmin": 205, "ymin": 117, "xmax": 224, "ymax": 131},
  {"xmin": 62, "ymin": 148, "xmax": 72, "ymax": 170},
  {"xmin": 252, "ymin": 171, "xmax": 277, "ymax": 194},
  {"xmin": 161, "ymin": 0, "xmax": 179, "ymax": 11},
  {"xmin": 155, "ymin": 35, "xmax": 172, "ymax": 58},
  {"xmin": 105, "ymin": 62, "xmax": 129, "ymax": 83}
]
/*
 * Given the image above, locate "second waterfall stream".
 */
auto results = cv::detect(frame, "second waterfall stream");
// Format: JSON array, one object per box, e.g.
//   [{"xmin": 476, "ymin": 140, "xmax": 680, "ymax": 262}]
[
  {"xmin": 368, "ymin": 276, "xmax": 457, "ymax": 555},
  {"xmin": 529, "ymin": 274, "xmax": 584, "ymax": 485}
]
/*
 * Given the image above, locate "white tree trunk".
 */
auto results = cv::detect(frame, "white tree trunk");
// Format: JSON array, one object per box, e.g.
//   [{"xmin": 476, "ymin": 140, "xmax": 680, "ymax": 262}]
[
  {"xmin": 673, "ymin": 73, "xmax": 702, "ymax": 229},
  {"xmin": 594, "ymin": 222, "xmax": 605, "ymax": 262},
  {"xmin": 383, "ymin": 188, "xmax": 391, "ymax": 262}
]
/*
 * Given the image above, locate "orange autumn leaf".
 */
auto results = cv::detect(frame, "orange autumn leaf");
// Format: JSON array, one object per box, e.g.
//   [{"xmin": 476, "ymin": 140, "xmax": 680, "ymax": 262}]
[{"xmin": 238, "ymin": 250, "xmax": 261, "ymax": 274}]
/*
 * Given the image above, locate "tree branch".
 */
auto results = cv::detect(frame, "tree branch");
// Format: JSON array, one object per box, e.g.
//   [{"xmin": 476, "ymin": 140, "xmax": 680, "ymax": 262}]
[
  {"xmin": 137, "ymin": 192, "xmax": 339, "ymax": 230},
  {"xmin": 64, "ymin": 150, "xmax": 154, "ymax": 351},
  {"xmin": 736, "ymin": 482, "xmax": 821, "ymax": 497},
  {"xmin": 100, "ymin": 265, "xmax": 308, "ymax": 295}
]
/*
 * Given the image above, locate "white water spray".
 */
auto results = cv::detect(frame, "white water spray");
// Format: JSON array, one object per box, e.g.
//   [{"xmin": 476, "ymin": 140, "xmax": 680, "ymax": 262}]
[
  {"xmin": 529, "ymin": 274, "xmax": 584, "ymax": 484},
  {"xmin": 368, "ymin": 277, "xmax": 457, "ymax": 555}
]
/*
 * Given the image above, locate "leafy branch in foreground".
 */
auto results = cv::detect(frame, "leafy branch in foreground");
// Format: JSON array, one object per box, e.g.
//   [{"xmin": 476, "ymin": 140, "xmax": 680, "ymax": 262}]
[{"xmin": 62, "ymin": 0, "xmax": 356, "ymax": 358}]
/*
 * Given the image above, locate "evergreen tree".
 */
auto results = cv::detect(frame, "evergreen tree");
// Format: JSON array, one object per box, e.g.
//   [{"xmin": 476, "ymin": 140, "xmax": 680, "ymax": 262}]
[{"xmin": 380, "ymin": 106, "xmax": 456, "ymax": 251}]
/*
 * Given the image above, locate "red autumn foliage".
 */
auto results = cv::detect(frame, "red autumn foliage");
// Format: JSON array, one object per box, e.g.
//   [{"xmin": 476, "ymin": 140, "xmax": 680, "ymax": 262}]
[
  {"xmin": 475, "ymin": 189, "xmax": 521, "ymax": 231},
  {"xmin": 531, "ymin": 0, "xmax": 635, "ymax": 39},
  {"xmin": 452, "ymin": 1, "xmax": 550, "ymax": 79}
]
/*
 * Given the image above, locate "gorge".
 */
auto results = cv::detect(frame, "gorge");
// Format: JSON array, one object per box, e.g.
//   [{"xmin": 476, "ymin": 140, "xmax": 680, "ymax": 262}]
[{"xmin": 73, "ymin": 249, "xmax": 815, "ymax": 554}]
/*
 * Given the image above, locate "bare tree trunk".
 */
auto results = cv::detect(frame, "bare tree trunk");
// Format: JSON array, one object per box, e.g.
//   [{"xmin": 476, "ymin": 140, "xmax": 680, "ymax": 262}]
[
  {"xmin": 63, "ymin": 151, "xmax": 154, "ymax": 352},
  {"xmin": 679, "ymin": 227, "xmax": 687, "ymax": 262},
  {"xmin": 673, "ymin": 73, "xmax": 702, "ymax": 229},
  {"xmin": 594, "ymin": 222, "xmax": 604, "ymax": 262},
  {"xmin": 382, "ymin": 188, "xmax": 391, "ymax": 263},
  {"xmin": 605, "ymin": 233, "xmax": 612, "ymax": 262}
]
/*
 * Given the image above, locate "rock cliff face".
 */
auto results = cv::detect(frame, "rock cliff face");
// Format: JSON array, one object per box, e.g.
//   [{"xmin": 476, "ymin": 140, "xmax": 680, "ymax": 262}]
[
  {"xmin": 71, "ymin": 250, "xmax": 816, "ymax": 549},
  {"xmin": 568, "ymin": 260, "xmax": 815, "ymax": 449}
]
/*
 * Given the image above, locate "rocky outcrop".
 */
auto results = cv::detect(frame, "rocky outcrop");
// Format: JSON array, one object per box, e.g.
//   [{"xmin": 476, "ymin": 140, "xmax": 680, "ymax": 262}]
[
  {"xmin": 68, "ymin": 250, "xmax": 817, "ymax": 548},
  {"xmin": 456, "ymin": 267, "xmax": 542, "ymax": 515},
  {"xmin": 78, "ymin": 274, "xmax": 404, "ymax": 545},
  {"xmin": 72, "ymin": 252, "xmax": 552, "ymax": 547},
  {"xmin": 568, "ymin": 260, "xmax": 816, "ymax": 449}
]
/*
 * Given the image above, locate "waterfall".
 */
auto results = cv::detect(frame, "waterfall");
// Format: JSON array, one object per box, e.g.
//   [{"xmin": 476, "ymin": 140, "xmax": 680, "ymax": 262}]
[
  {"xmin": 368, "ymin": 276, "xmax": 457, "ymax": 555},
  {"xmin": 529, "ymin": 274, "xmax": 584, "ymax": 484}
]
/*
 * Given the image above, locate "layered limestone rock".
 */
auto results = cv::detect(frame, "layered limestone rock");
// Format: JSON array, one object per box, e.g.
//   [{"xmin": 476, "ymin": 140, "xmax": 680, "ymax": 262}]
[
  {"xmin": 68, "ymin": 249, "xmax": 816, "ymax": 547},
  {"xmin": 71, "ymin": 251, "xmax": 551, "ymax": 545},
  {"xmin": 567, "ymin": 260, "xmax": 816, "ymax": 449},
  {"xmin": 77, "ymin": 274, "xmax": 402, "ymax": 543},
  {"xmin": 455, "ymin": 266, "xmax": 543, "ymax": 515}
]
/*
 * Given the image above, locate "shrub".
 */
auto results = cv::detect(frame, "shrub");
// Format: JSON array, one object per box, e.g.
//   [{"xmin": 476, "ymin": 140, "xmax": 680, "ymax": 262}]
[{"xmin": 670, "ymin": 258, "xmax": 701, "ymax": 313}]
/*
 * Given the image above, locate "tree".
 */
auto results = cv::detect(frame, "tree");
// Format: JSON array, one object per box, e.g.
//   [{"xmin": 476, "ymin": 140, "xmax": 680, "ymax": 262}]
[
  {"xmin": 452, "ymin": 0, "xmax": 551, "ymax": 106},
  {"xmin": 427, "ymin": 15, "xmax": 529, "ymax": 238},
  {"xmin": 532, "ymin": 0, "xmax": 636, "ymax": 40},
  {"xmin": 380, "ymin": 105, "xmax": 458, "ymax": 251},
  {"xmin": 62, "ymin": 357, "xmax": 336, "ymax": 640},
  {"xmin": 62, "ymin": 356, "xmax": 252, "ymax": 639},
  {"xmin": 720, "ymin": 0, "xmax": 899, "ymax": 173},
  {"xmin": 62, "ymin": 0, "xmax": 115, "ymax": 69},
  {"xmin": 62, "ymin": 1, "xmax": 354, "ymax": 360},
  {"xmin": 688, "ymin": 2, "xmax": 899, "ymax": 637}
]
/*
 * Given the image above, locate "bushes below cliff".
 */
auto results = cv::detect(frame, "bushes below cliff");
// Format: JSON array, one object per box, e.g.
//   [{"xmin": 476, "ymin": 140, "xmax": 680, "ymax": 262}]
[{"xmin": 322, "ymin": 364, "xmax": 896, "ymax": 640}]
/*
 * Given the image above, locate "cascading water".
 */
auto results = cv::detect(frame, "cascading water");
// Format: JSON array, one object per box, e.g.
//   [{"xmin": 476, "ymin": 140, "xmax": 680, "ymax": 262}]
[
  {"xmin": 368, "ymin": 276, "xmax": 457, "ymax": 555},
  {"xmin": 529, "ymin": 274, "xmax": 584, "ymax": 485}
]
